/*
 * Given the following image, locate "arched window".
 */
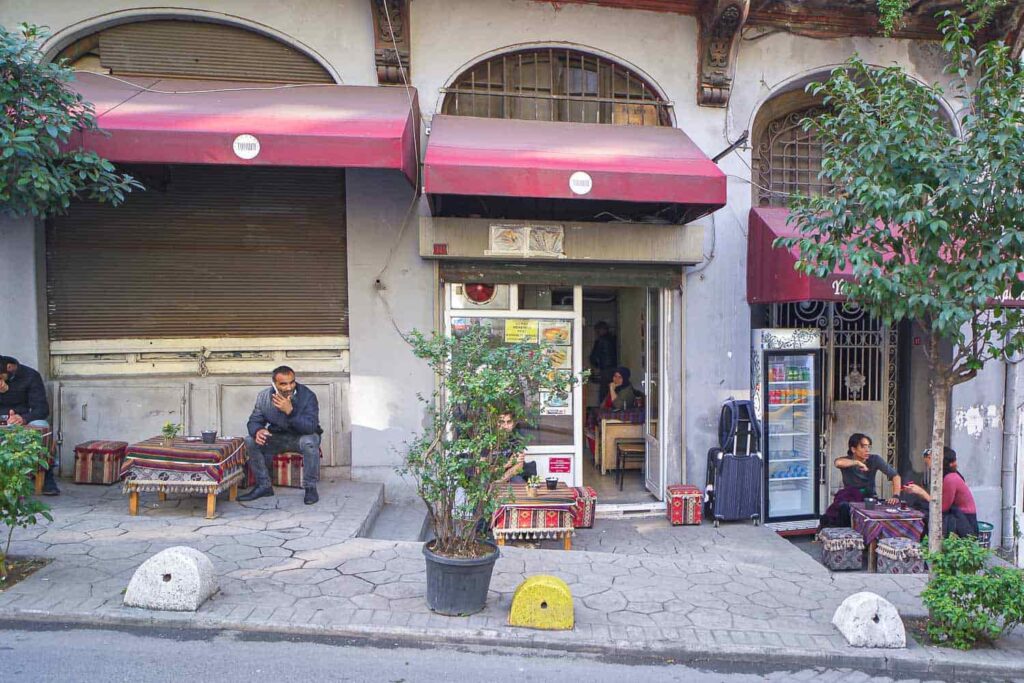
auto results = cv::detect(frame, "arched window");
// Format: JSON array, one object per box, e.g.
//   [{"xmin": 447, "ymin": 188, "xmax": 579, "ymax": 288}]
[
  {"xmin": 755, "ymin": 106, "xmax": 832, "ymax": 207},
  {"xmin": 442, "ymin": 48, "xmax": 670, "ymax": 126}
]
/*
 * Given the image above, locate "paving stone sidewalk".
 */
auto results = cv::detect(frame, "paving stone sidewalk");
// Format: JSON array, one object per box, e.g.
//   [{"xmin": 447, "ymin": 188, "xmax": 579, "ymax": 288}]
[{"xmin": 1, "ymin": 484, "xmax": 1022, "ymax": 679}]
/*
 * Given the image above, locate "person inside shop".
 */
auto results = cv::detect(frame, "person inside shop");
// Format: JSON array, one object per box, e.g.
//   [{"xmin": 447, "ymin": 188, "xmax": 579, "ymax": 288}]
[
  {"xmin": 239, "ymin": 365, "xmax": 322, "ymax": 505},
  {"xmin": 493, "ymin": 411, "xmax": 536, "ymax": 485},
  {"xmin": 604, "ymin": 366, "xmax": 640, "ymax": 411},
  {"xmin": 589, "ymin": 321, "xmax": 618, "ymax": 404},
  {"xmin": 820, "ymin": 432, "xmax": 902, "ymax": 527},
  {"xmin": 0, "ymin": 355, "xmax": 59, "ymax": 496},
  {"xmin": 903, "ymin": 446, "xmax": 979, "ymax": 539}
]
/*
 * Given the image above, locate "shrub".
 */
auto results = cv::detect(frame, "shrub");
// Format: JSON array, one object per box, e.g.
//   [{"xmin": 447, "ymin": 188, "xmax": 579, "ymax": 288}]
[
  {"xmin": 921, "ymin": 534, "xmax": 1024, "ymax": 649},
  {"xmin": 0, "ymin": 426, "xmax": 53, "ymax": 579}
]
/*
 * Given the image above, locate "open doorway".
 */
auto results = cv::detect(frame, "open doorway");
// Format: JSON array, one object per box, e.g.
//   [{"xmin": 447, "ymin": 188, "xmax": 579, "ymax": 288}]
[{"xmin": 582, "ymin": 287, "xmax": 663, "ymax": 504}]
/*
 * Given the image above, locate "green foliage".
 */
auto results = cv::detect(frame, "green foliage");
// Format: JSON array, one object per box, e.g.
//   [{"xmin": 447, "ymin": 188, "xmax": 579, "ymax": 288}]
[
  {"xmin": 0, "ymin": 23, "xmax": 142, "ymax": 218},
  {"xmin": 399, "ymin": 325, "xmax": 579, "ymax": 558},
  {"xmin": 921, "ymin": 535, "xmax": 1024, "ymax": 649},
  {"xmin": 526, "ymin": 475, "xmax": 544, "ymax": 488},
  {"xmin": 160, "ymin": 422, "xmax": 182, "ymax": 440},
  {"xmin": 877, "ymin": 0, "xmax": 911, "ymax": 35},
  {"xmin": 0, "ymin": 427, "xmax": 53, "ymax": 579}
]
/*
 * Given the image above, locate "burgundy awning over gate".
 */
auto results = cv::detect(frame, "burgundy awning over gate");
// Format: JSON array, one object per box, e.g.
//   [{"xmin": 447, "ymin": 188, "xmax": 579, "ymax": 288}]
[
  {"xmin": 66, "ymin": 72, "xmax": 419, "ymax": 182},
  {"xmin": 423, "ymin": 115, "xmax": 726, "ymax": 222},
  {"xmin": 747, "ymin": 207, "xmax": 1024, "ymax": 308}
]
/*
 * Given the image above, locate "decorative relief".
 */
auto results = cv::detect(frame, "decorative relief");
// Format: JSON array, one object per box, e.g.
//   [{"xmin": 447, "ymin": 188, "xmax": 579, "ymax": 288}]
[
  {"xmin": 371, "ymin": 0, "xmax": 410, "ymax": 85},
  {"xmin": 761, "ymin": 328, "xmax": 821, "ymax": 351},
  {"xmin": 697, "ymin": 0, "xmax": 750, "ymax": 107}
]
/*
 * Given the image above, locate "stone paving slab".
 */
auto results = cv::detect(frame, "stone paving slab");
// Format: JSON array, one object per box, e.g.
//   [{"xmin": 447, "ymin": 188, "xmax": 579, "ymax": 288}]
[{"xmin": 1, "ymin": 485, "xmax": 1022, "ymax": 679}]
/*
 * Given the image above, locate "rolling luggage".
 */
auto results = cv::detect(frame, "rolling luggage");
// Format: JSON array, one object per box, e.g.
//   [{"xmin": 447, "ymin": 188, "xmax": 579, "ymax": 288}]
[{"xmin": 707, "ymin": 398, "xmax": 763, "ymax": 527}]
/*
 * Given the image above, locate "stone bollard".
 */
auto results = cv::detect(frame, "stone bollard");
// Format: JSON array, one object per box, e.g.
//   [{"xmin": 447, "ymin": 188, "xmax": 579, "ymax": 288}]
[
  {"xmin": 832, "ymin": 591, "xmax": 906, "ymax": 648},
  {"xmin": 124, "ymin": 546, "xmax": 218, "ymax": 612},
  {"xmin": 508, "ymin": 575, "xmax": 573, "ymax": 630}
]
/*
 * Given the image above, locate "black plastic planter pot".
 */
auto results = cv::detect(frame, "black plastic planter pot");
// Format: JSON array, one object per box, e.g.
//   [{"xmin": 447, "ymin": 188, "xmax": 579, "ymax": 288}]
[{"xmin": 422, "ymin": 540, "xmax": 499, "ymax": 616}]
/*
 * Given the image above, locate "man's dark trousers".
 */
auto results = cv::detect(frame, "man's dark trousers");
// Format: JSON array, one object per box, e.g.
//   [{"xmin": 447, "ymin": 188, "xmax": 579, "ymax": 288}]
[{"xmin": 244, "ymin": 433, "xmax": 320, "ymax": 488}]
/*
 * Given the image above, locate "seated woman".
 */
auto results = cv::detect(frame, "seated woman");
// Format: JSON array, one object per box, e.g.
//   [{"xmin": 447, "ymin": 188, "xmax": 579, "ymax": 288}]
[
  {"xmin": 819, "ymin": 432, "xmax": 902, "ymax": 528},
  {"xmin": 903, "ymin": 447, "xmax": 979, "ymax": 538},
  {"xmin": 604, "ymin": 366, "xmax": 639, "ymax": 411}
]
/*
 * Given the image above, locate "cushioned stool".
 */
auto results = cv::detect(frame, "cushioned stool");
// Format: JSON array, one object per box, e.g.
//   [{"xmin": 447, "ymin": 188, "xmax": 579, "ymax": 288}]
[
  {"xmin": 570, "ymin": 486, "xmax": 597, "ymax": 528},
  {"xmin": 73, "ymin": 440, "xmax": 129, "ymax": 485},
  {"xmin": 667, "ymin": 484, "xmax": 703, "ymax": 525},
  {"xmin": 876, "ymin": 537, "xmax": 926, "ymax": 574},
  {"xmin": 818, "ymin": 527, "xmax": 865, "ymax": 571},
  {"xmin": 271, "ymin": 453, "xmax": 305, "ymax": 488}
]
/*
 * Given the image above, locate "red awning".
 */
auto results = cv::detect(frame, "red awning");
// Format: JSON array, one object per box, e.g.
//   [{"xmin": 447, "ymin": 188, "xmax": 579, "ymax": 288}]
[
  {"xmin": 747, "ymin": 207, "xmax": 1024, "ymax": 308},
  {"xmin": 423, "ymin": 115, "xmax": 726, "ymax": 222},
  {"xmin": 66, "ymin": 72, "xmax": 419, "ymax": 182}
]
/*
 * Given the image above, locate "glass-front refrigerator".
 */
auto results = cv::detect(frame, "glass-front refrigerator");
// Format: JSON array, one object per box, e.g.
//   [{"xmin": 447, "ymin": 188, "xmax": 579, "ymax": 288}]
[{"xmin": 751, "ymin": 329, "xmax": 822, "ymax": 528}]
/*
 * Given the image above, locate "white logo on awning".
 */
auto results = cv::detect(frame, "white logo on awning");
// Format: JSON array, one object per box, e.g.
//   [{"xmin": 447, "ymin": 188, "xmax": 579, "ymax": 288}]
[
  {"xmin": 569, "ymin": 171, "xmax": 593, "ymax": 196},
  {"xmin": 232, "ymin": 134, "xmax": 261, "ymax": 160}
]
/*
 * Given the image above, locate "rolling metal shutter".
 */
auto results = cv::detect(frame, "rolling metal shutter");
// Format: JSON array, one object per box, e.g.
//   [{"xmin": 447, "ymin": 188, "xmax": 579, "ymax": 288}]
[
  {"xmin": 47, "ymin": 165, "xmax": 347, "ymax": 340},
  {"xmin": 96, "ymin": 20, "xmax": 333, "ymax": 83}
]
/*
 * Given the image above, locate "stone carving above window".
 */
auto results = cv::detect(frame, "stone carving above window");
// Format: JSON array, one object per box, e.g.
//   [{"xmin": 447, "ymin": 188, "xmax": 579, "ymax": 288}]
[
  {"xmin": 697, "ymin": 0, "xmax": 750, "ymax": 107},
  {"xmin": 371, "ymin": 0, "xmax": 410, "ymax": 85}
]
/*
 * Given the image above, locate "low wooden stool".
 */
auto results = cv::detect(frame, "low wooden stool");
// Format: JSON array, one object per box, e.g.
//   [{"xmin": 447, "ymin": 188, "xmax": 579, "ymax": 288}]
[{"xmin": 615, "ymin": 441, "xmax": 646, "ymax": 490}]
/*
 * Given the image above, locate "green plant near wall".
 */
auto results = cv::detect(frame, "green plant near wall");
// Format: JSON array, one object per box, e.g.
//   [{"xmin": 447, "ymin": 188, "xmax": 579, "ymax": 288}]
[
  {"xmin": 0, "ymin": 23, "xmax": 142, "ymax": 218},
  {"xmin": 921, "ymin": 535, "xmax": 1024, "ymax": 649},
  {"xmin": 0, "ymin": 427, "xmax": 53, "ymax": 579},
  {"xmin": 877, "ymin": 0, "xmax": 912, "ymax": 34}
]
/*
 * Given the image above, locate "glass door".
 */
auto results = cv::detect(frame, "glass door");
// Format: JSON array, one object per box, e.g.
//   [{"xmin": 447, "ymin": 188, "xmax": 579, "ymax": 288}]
[
  {"xmin": 643, "ymin": 288, "xmax": 663, "ymax": 499},
  {"xmin": 764, "ymin": 351, "xmax": 818, "ymax": 520}
]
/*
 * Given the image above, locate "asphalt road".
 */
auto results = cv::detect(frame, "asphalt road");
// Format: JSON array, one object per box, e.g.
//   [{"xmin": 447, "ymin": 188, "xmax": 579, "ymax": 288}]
[{"xmin": 0, "ymin": 620, "xmax": 1003, "ymax": 683}]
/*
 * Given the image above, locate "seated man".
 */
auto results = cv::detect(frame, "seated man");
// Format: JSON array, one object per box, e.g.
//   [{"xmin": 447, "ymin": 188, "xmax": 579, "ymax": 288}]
[
  {"xmin": 0, "ymin": 356, "xmax": 58, "ymax": 495},
  {"xmin": 820, "ymin": 432, "xmax": 902, "ymax": 528},
  {"xmin": 238, "ymin": 365, "xmax": 322, "ymax": 505}
]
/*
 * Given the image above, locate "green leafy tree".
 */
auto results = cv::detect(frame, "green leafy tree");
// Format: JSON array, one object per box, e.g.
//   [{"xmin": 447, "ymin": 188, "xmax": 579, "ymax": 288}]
[
  {"xmin": 779, "ymin": 8, "xmax": 1024, "ymax": 552},
  {"xmin": 399, "ymin": 325, "xmax": 578, "ymax": 558},
  {"xmin": 0, "ymin": 427, "xmax": 53, "ymax": 579},
  {"xmin": 1, "ymin": 23, "xmax": 141, "ymax": 217}
]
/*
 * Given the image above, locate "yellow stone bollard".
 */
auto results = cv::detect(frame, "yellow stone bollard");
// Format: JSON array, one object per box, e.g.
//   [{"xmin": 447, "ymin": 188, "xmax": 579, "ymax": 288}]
[{"xmin": 508, "ymin": 575, "xmax": 574, "ymax": 630}]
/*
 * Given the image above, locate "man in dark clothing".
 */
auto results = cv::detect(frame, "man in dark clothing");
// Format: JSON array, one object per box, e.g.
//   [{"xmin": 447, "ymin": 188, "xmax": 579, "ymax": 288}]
[
  {"xmin": 588, "ymin": 321, "xmax": 618, "ymax": 403},
  {"xmin": 238, "ymin": 365, "xmax": 322, "ymax": 505},
  {"xmin": 0, "ymin": 356, "xmax": 58, "ymax": 495},
  {"xmin": 820, "ymin": 432, "xmax": 902, "ymax": 527}
]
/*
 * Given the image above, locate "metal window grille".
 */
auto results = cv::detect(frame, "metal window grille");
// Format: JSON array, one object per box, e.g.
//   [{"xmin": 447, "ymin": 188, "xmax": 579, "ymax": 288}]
[
  {"xmin": 756, "ymin": 107, "xmax": 834, "ymax": 206},
  {"xmin": 441, "ymin": 48, "xmax": 671, "ymax": 126}
]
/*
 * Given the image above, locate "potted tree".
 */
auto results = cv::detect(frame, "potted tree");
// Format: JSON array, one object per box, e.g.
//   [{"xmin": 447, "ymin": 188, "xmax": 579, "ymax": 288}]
[{"xmin": 401, "ymin": 324, "xmax": 576, "ymax": 616}]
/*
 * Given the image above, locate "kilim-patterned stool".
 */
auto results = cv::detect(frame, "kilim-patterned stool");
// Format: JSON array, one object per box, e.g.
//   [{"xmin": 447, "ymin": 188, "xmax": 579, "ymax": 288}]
[
  {"xmin": 570, "ymin": 486, "xmax": 597, "ymax": 528},
  {"xmin": 271, "ymin": 452, "xmax": 305, "ymax": 488},
  {"xmin": 876, "ymin": 537, "xmax": 927, "ymax": 574},
  {"xmin": 73, "ymin": 440, "xmax": 129, "ymax": 485},
  {"xmin": 667, "ymin": 484, "xmax": 703, "ymax": 525},
  {"xmin": 817, "ymin": 527, "xmax": 865, "ymax": 571}
]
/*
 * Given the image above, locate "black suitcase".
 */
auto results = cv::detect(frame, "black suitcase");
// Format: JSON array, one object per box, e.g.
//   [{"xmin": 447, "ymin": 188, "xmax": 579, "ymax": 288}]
[{"xmin": 710, "ymin": 421, "xmax": 763, "ymax": 527}]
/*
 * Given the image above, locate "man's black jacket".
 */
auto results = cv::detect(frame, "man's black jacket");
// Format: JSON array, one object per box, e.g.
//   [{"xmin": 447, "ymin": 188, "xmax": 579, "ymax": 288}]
[{"xmin": 0, "ymin": 364, "xmax": 50, "ymax": 422}]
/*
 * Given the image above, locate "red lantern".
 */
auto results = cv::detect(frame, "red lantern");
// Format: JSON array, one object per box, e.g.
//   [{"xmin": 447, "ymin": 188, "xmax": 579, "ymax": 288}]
[{"xmin": 464, "ymin": 283, "xmax": 496, "ymax": 304}]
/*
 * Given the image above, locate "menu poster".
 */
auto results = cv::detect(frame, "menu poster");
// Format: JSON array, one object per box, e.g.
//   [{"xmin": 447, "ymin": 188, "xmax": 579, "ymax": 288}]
[
  {"xmin": 504, "ymin": 319, "xmax": 539, "ymax": 343},
  {"xmin": 539, "ymin": 391, "xmax": 571, "ymax": 416},
  {"xmin": 539, "ymin": 321, "xmax": 571, "ymax": 346}
]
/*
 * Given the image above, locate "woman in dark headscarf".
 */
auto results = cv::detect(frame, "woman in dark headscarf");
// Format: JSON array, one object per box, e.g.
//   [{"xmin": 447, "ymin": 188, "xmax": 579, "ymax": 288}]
[{"xmin": 605, "ymin": 366, "xmax": 638, "ymax": 410}]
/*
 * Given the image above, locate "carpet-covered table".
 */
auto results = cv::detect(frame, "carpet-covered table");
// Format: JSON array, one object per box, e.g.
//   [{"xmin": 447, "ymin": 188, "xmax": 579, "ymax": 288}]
[
  {"xmin": 121, "ymin": 436, "xmax": 248, "ymax": 518},
  {"xmin": 491, "ymin": 482, "xmax": 577, "ymax": 550},
  {"xmin": 849, "ymin": 501, "xmax": 925, "ymax": 571},
  {"xmin": 1, "ymin": 424, "xmax": 57, "ymax": 494}
]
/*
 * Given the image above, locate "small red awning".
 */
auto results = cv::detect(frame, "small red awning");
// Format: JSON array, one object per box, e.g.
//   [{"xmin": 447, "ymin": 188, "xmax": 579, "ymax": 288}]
[
  {"xmin": 423, "ymin": 115, "xmax": 726, "ymax": 222},
  {"xmin": 66, "ymin": 72, "xmax": 419, "ymax": 182},
  {"xmin": 747, "ymin": 207, "xmax": 850, "ymax": 304},
  {"xmin": 747, "ymin": 207, "xmax": 1024, "ymax": 308}
]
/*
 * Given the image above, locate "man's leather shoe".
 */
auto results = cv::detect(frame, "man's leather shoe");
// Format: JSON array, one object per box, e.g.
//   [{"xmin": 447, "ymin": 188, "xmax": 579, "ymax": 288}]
[
  {"xmin": 238, "ymin": 485, "xmax": 274, "ymax": 502},
  {"xmin": 304, "ymin": 487, "xmax": 319, "ymax": 505},
  {"xmin": 41, "ymin": 470, "xmax": 60, "ymax": 496}
]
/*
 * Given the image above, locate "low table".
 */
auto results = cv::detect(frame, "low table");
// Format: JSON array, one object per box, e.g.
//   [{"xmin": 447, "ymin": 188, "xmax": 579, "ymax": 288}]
[
  {"xmin": 1, "ymin": 424, "xmax": 57, "ymax": 494},
  {"xmin": 849, "ymin": 502, "xmax": 925, "ymax": 571},
  {"xmin": 121, "ymin": 436, "xmax": 248, "ymax": 519},
  {"xmin": 615, "ymin": 440, "xmax": 645, "ymax": 490},
  {"xmin": 492, "ymin": 482, "xmax": 577, "ymax": 550}
]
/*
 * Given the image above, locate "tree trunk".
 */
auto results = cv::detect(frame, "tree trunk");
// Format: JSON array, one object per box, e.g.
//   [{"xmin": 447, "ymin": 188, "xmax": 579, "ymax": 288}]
[{"xmin": 928, "ymin": 375, "xmax": 950, "ymax": 555}]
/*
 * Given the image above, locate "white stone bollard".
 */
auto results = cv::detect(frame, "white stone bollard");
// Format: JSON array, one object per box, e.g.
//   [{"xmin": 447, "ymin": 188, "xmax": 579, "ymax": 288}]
[
  {"xmin": 124, "ymin": 546, "xmax": 218, "ymax": 612},
  {"xmin": 832, "ymin": 591, "xmax": 906, "ymax": 648}
]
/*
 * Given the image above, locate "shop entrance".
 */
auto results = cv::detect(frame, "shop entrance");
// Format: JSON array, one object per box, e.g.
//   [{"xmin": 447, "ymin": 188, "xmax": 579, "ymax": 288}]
[
  {"xmin": 442, "ymin": 283, "xmax": 668, "ymax": 508},
  {"xmin": 581, "ymin": 287, "xmax": 665, "ymax": 506}
]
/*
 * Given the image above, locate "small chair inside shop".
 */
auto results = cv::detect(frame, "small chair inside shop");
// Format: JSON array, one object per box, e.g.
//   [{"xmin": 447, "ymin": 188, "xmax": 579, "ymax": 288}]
[{"xmin": 615, "ymin": 438, "xmax": 645, "ymax": 490}]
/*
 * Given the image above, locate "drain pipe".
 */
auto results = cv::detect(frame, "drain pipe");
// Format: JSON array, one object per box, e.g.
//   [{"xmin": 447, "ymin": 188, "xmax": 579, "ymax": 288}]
[{"xmin": 1002, "ymin": 360, "xmax": 1020, "ymax": 553}]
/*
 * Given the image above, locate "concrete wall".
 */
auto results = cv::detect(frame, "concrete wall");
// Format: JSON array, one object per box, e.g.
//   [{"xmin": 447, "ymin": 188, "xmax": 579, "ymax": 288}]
[
  {"xmin": 345, "ymin": 170, "xmax": 435, "ymax": 501},
  {"xmin": 0, "ymin": 215, "xmax": 46, "ymax": 372}
]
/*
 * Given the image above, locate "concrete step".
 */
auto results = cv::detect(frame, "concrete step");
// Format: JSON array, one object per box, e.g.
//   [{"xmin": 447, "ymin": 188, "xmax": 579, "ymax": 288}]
[{"xmin": 361, "ymin": 501, "xmax": 429, "ymax": 541}]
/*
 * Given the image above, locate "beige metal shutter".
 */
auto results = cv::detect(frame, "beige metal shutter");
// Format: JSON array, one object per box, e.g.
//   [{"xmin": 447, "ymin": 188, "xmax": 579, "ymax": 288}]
[
  {"xmin": 94, "ymin": 20, "xmax": 332, "ymax": 83},
  {"xmin": 47, "ymin": 165, "xmax": 347, "ymax": 340}
]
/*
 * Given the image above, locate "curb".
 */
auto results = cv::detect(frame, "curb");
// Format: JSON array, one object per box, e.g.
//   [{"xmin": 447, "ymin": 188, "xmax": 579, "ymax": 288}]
[{"xmin": 2, "ymin": 606, "xmax": 1021, "ymax": 679}]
